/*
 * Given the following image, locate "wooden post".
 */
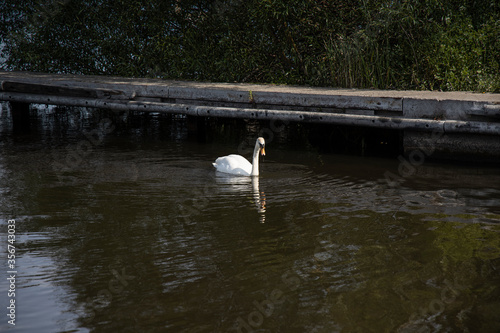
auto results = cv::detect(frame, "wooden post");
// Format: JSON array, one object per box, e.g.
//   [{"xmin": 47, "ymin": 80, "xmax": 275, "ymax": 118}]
[
  {"xmin": 186, "ymin": 115, "xmax": 208, "ymax": 141},
  {"xmin": 10, "ymin": 101, "xmax": 31, "ymax": 132},
  {"xmin": 196, "ymin": 116, "xmax": 208, "ymax": 142}
]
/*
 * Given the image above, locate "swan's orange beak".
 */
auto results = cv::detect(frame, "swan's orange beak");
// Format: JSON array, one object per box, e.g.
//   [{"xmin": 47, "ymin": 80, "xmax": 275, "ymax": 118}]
[{"xmin": 260, "ymin": 147, "xmax": 266, "ymax": 156}]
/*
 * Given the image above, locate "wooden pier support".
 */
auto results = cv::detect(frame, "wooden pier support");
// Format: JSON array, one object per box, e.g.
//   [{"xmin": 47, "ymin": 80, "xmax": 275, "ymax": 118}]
[{"xmin": 10, "ymin": 101, "xmax": 31, "ymax": 132}]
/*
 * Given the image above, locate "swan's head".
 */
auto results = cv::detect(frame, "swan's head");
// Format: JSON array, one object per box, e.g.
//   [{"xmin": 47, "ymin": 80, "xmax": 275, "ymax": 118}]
[{"xmin": 257, "ymin": 137, "xmax": 265, "ymax": 156}]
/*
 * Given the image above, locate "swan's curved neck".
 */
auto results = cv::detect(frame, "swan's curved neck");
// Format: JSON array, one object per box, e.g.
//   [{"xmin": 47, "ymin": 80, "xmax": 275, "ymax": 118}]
[{"xmin": 250, "ymin": 142, "xmax": 261, "ymax": 176}]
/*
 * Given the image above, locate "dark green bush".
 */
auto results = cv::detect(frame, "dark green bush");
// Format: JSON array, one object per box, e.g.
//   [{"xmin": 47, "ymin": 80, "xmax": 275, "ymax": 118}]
[{"xmin": 1, "ymin": 0, "xmax": 498, "ymax": 91}]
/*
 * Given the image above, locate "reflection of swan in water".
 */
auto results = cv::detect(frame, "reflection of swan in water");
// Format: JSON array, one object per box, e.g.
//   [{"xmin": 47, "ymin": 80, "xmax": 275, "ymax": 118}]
[
  {"xmin": 213, "ymin": 137, "xmax": 265, "ymax": 176},
  {"xmin": 252, "ymin": 177, "xmax": 266, "ymax": 223},
  {"xmin": 214, "ymin": 174, "xmax": 267, "ymax": 223}
]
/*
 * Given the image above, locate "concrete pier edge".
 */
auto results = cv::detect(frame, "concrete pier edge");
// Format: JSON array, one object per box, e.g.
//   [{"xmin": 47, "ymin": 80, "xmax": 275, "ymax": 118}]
[{"xmin": 1, "ymin": 71, "xmax": 499, "ymax": 161}]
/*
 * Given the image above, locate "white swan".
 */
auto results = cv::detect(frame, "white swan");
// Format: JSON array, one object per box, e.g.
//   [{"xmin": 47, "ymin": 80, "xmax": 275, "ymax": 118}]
[{"xmin": 213, "ymin": 137, "xmax": 265, "ymax": 176}]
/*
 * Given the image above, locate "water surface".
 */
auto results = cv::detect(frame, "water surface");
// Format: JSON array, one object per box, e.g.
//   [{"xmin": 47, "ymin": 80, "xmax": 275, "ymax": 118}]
[{"xmin": 1, "ymin": 104, "xmax": 500, "ymax": 332}]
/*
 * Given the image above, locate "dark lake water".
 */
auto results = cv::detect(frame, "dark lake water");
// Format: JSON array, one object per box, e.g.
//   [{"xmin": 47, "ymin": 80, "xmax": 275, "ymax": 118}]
[{"xmin": 1, "ymin": 104, "xmax": 500, "ymax": 332}]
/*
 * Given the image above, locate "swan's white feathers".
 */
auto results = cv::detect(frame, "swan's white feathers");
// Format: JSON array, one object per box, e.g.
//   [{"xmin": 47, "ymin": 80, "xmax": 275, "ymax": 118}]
[
  {"xmin": 213, "ymin": 154, "xmax": 252, "ymax": 176},
  {"xmin": 213, "ymin": 138, "xmax": 265, "ymax": 176}
]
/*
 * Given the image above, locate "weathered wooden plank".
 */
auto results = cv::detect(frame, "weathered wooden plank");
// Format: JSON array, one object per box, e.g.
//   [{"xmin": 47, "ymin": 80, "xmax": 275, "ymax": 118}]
[
  {"xmin": 249, "ymin": 90, "xmax": 403, "ymax": 111},
  {"xmin": 166, "ymin": 86, "xmax": 403, "ymax": 111},
  {"xmin": 0, "ymin": 78, "xmax": 404, "ymax": 113},
  {"xmin": 1, "ymin": 71, "xmax": 498, "ymax": 161},
  {"xmin": 0, "ymin": 72, "xmax": 499, "ymax": 138},
  {"xmin": 1, "ymin": 72, "xmax": 498, "ymax": 110},
  {"xmin": 0, "ymin": 80, "xmax": 123, "ymax": 99},
  {"xmin": 402, "ymin": 98, "xmax": 500, "ymax": 122},
  {"xmin": 2, "ymin": 92, "xmax": 499, "ymax": 135},
  {"xmin": 467, "ymin": 104, "xmax": 500, "ymax": 118}
]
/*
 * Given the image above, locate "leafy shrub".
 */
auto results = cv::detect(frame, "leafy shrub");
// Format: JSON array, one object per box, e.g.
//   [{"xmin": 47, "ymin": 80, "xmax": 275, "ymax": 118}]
[{"xmin": 1, "ymin": 0, "xmax": 498, "ymax": 92}]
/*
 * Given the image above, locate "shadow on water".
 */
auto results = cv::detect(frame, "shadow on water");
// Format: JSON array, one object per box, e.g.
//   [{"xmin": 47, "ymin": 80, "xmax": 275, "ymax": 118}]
[{"xmin": 1, "ymin": 103, "xmax": 500, "ymax": 332}]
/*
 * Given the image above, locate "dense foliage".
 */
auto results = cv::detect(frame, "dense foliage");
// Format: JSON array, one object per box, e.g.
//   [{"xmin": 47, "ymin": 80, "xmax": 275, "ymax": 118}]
[{"xmin": 1, "ymin": 0, "xmax": 499, "ymax": 91}]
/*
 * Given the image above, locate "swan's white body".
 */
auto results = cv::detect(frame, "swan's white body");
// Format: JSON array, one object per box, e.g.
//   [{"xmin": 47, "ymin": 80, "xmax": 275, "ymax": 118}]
[{"xmin": 213, "ymin": 138, "xmax": 265, "ymax": 176}]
